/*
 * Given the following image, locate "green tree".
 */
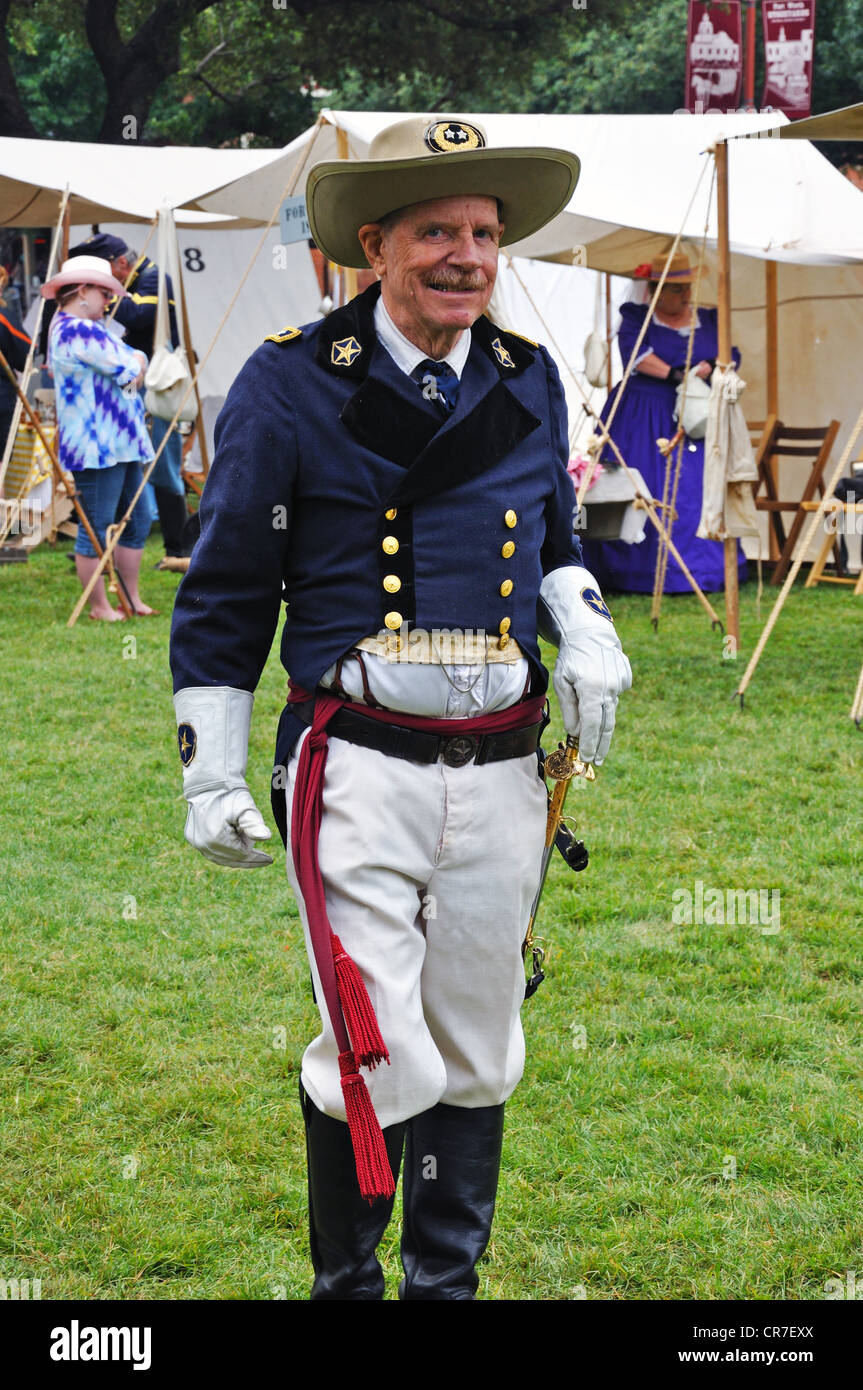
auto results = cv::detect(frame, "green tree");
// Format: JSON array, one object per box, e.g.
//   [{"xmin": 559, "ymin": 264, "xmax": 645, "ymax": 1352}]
[{"xmin": 1, "ymin": 0, "xmax": 860, "ymax": 147}]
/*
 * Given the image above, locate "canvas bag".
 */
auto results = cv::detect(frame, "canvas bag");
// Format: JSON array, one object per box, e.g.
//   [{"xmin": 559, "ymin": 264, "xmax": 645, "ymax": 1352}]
[
  {"xmin": 144, "ymin": 209, "xmax": 198, "ymax": 423},
  {"xmin": 583, "ymin": 275, "xmax": 609, "ymax": 388},
  {"xmin": 674, "ymin": 366, "xmax": 711, "ymax": 440}
]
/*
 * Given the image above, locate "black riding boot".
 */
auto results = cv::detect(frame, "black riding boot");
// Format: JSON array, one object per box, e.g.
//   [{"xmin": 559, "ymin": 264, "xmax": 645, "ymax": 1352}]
[
  {"xmin": 400, "ymin": 1101, "xmax": 505, "ymax": 1300},
  {"xmin": 301, "ymin": 1082, "xmax": 405, "ymax": 1300},
  {"xmin": 154, "ymin": 487, "xmax": 189, "ymax": 558}
]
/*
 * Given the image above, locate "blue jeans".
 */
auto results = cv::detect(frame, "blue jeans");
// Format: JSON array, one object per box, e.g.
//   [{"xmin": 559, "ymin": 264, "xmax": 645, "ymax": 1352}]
[
  {"xmin": 148, "ymin": 416, "xmax": 184, "ymax": 495},
  {"xmin": 73, "ymin": 462, "xmax": 151, "ymax": 557}
]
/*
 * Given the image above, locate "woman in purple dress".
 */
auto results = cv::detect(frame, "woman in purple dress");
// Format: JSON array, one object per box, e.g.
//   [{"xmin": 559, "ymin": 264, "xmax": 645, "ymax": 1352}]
[{"xmin": 582, "ymin": 254, "xmax": 747, "ymax": 595}]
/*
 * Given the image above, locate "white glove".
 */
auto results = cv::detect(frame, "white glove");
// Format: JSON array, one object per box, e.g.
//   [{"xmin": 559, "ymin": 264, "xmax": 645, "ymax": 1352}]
[
  {"xmin": 173, "ymin": 686, "xmax": 274, "ymax": 868},
  {"xmin": 539, "ymin": 566, "xmax": 632, "ymax": 765}
]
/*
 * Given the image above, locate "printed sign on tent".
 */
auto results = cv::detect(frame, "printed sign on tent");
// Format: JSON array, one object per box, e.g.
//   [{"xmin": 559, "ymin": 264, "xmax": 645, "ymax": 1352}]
[
  {"xmin": 685, "ymin": 1, "xmax": 743, "ymax": 112},
  {"xmin": 280, "ymin": 195, "xmax": 311, "ymax": 245},
  {"xmin": 761, "ymin": 0, "xmax": 816, "ymax": 119}
]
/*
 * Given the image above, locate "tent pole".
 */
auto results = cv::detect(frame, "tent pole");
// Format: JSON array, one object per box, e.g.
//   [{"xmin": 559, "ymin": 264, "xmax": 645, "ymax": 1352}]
[
  {"xmin": 336, "ymin": 127, "xmax": 358, "ymax": 303},
  {"xmin": 715, "ymin": 140, "xmax": 740, "ymax": 646},
  {"xmin": 173, "ymin": 218, "xmax": 210, "ymax": 478},
  {"xmin": 765, "ymin": 258, "xmax": 780, "ymax": 562},
  {"xmin": 604, "ymin": 272, "xmax": 612, "ymax": 394},
  {"xmin": 60, "ymin": 197, "xmax": 71, "ymax": 261},
  {"xmin": 0, "ymin": 185, "xmax": 70, "ymax": 491},
  {"xmin": 21, "ymin": 233, "xmax": 32, "ymax": 314}
]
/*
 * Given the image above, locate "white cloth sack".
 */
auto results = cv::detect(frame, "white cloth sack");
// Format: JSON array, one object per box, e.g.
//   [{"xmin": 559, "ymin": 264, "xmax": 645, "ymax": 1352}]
[
  {"xmin": 698, "ymin": 365, "xmax": 760, "ymax": 541},
  {"xmin": 144, "ymin": 207, "xmax": 198, "ymax": 423},
  {"xmin": 674, "ymin": 366, "xmax": 712, "ymax": 440}
]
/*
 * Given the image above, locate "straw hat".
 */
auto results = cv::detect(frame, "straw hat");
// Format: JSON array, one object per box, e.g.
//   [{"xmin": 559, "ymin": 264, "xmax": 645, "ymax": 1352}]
[
  {"xmin": 646, "ymin": 252, "xmax": 695, "ymax": 284},
  {"xmin": 306, "ymin": 116, "xmax": 581, "ymax": 270},
  {"xmin": 41, "ymin": 255, "xmax": 128, "ymax": 300}
]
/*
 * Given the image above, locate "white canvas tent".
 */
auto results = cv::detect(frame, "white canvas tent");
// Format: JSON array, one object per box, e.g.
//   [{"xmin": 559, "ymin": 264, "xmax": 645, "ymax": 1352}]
[
  {"xmin": 183, "ymin": 110, "xmax": 863, "ymax": 564},
  {"xmin": 0, "ymin": 135, "xmax": 279, "ymax": 227},
  {"xmin": 0, "ymin": 138, "xmax": 323, "ymax": 473}
]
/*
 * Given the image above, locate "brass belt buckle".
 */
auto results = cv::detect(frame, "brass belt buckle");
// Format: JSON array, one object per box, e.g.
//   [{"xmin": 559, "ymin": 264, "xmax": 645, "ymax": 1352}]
[{"xmin": 441, "ymin": 734, "xmax": 480, "ymax": 767}]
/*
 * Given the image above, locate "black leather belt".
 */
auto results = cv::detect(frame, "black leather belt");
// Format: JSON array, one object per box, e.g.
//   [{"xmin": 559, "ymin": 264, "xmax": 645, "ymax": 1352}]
[{"xmin": 297, "ymin": 698, "xmax": 547, "ymax": 768}]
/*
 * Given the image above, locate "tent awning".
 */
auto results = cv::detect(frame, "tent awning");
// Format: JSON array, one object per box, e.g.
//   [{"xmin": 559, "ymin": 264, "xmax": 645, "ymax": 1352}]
[
  {"xmin": 0, "ymin": 137, "xmax": 283, "ymax": 227},
  {"xmin": 776, "ymin": 102, "xmax": 863, "ymax": 141},
  {"xmin": 179, "ymin": 108, "xmax": 863, "ymax": 269}
]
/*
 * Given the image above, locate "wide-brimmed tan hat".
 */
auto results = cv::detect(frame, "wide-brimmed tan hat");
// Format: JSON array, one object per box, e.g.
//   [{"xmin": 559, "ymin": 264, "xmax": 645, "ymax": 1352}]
[
  {"xmin": 306, "ymin": 116, "xmax": 581, "ymax": 269},
  {"xmin": 41, "ymin": 255, "xmax": 128, "ymax": 300}
]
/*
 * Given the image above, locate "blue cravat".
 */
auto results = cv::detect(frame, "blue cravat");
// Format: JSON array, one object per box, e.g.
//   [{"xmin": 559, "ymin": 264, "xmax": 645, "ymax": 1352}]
[{"xmin": 411, "ymin": 358, "xmax": 460, "ymax": 414}]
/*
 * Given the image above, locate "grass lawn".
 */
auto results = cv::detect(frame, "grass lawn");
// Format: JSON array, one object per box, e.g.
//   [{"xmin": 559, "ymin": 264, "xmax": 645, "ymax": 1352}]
[{"xmin": 1, "ymin": 536, "xmax": 861, "ymax": 1301}]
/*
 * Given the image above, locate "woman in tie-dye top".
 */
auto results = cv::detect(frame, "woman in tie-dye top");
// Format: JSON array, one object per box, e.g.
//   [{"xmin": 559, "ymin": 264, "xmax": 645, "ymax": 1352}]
[{"xmin": 44, "ymin": 254, "xmax": 156, "ymax": 621}]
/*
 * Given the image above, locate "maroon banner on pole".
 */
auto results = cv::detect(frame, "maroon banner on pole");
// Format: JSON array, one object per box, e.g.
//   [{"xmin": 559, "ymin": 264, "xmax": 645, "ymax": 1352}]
[
  {"xmin": 685, "ymin": 1, "xmax": 743, "ymax": 113},
  {"xmin": 761, "ymin": 0, "xmax": 817, "ymax": 118}
]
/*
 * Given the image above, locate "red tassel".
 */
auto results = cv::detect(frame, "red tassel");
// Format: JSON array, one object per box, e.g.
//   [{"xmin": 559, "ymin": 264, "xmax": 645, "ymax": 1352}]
[
  {"xmin": 338, "ymin": 1051, "xmax": 396, "ymax": 1203},
  {"xmin": 332, "ymin": 935, "xmax": 390, "ymax": 1070}
]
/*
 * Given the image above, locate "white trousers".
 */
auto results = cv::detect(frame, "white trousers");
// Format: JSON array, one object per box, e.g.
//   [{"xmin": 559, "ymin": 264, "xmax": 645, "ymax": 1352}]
[{"xmin": 284, "ymin": 728, "xmax": 547, "ymax": 1128}]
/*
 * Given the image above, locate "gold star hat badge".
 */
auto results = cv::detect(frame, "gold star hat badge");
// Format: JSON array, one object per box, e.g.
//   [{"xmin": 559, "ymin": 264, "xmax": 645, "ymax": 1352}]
[{"xmin": 306, "ymin": 115, "xmax": 580, "ymax": 270}]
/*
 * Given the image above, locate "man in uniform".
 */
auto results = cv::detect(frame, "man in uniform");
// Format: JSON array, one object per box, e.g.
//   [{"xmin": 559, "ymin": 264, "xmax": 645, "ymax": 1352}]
[{"xmin": 170, "ymin": 117, "xmax": 631, "ymax": 1300}]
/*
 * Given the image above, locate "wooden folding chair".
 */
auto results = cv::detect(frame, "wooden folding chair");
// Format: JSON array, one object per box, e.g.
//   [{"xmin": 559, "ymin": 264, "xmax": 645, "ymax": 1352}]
[{"xmin": 751, "ymin": 417, "xmax": 841, "ymax": 585}]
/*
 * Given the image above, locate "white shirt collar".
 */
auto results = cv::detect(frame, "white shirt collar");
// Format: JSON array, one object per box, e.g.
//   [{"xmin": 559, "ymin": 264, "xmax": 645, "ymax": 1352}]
[{"xmin": 374, "ymin": 292, "xmax": 471, "ymax": 379}]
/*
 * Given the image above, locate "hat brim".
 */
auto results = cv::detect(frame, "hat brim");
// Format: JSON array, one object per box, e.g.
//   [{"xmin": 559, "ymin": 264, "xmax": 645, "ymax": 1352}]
[
  {"xmin": 306, "ymin": 146, "xmax": 580, "ymax": 269},
  {"xmin": 41, "ymin": 270, "xmax": 127, "ymax": 300}
]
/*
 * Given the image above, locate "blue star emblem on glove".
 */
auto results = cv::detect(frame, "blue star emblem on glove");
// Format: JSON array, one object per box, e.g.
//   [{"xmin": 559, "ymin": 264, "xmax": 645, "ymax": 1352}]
[
  {"xmin": 580, "ymin": 587, "xmax": 613, "ymax": 622},
  {"xmin": 177, "ymin": 723, "xmax": 197, "ymax": 766}
]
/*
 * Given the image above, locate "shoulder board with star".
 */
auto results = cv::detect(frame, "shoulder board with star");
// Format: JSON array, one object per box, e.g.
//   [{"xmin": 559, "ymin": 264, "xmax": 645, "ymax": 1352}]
[{"xmin": 264, "ymin": 326, "xmax": 303, "ymax": 345}]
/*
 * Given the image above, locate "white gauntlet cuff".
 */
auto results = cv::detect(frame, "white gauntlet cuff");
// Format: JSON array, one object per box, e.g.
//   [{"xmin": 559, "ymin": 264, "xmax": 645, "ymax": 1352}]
[{"xmin": 173, "ymin": 686, "xmax": 254, "ymax": 796}]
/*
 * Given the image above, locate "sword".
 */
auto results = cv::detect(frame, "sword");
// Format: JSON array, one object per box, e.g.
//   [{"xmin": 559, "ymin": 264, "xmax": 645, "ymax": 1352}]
[{"xmin": 523, "ymin": 734, "xmax": 595, "ymax": 998}]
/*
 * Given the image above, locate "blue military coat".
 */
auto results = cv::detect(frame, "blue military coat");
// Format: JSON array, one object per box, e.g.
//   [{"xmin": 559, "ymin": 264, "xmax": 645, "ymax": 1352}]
[{"xmin": 170, "ymin": 281, "xmax": 582, "ymax": 837}]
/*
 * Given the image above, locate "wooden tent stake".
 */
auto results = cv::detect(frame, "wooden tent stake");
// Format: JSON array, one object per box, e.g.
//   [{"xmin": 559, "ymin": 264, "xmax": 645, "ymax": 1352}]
[
  {"xmin": 850, "ymin": 656, "xmax": 863, "ymax": 724},
  {"xmin": 714, "ymin": 140, "xmax": 740, "ymax": 647}
]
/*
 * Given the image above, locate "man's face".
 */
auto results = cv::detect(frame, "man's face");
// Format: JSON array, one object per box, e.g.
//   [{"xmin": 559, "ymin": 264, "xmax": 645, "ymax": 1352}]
[
  {"xmin": 360, "ymin": 195, "xmax": 503, "ymax": 341},
  {"xmin": 111, "ymin": 254, "xmax": 132, "ymax": 283}
]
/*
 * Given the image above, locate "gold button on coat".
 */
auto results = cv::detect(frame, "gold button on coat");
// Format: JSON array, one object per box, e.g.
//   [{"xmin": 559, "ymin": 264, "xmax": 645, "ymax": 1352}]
[
  {"xmin": 385, "ymin": 508, "xmax": 397, "ymax": 520},
  {"xmin": 498, "ymin": 634, "xmax": 510, "ymax": 650},
  {"xmin": 501, "ymin": 541, "xmax": 515, "ymax": 559},
  {"xmin": 504, "ymin": 509, "xmax": 517, "ymax": 528},
  {"xmin": 500, "ymin": 579, "xmax": 513, "ymax": 597},
  {"xmin": 383, "ymin": 574, "xmax": 401, "ymax": 593},
  {"xmin": 499, "ymin": 617, "xmax": 511, "ymax": 634},
  {"xmin": 382, "ymin": 536, "xmax": 399, "ymax": 555},
  {"xmin": 384, "ymin": 611, "xmax": 403, "ymax": 630}
]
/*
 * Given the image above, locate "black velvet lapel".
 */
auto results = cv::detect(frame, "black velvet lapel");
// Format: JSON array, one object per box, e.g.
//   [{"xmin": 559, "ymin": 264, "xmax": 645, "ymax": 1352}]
[
  {"xmin": 383, "ymin": 342, "xmax": 541, "ymax": 508},
  {"xmin": 341, "ymin": 376, "xmax": 443, "ymax": 468},
  {"xmin": 327, "ymin": 283, "xmax": 541, "ymax": 501}
]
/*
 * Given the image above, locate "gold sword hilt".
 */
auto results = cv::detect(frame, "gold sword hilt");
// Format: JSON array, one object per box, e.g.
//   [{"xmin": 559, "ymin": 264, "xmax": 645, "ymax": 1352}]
[{"xmin": 524, "ymin": 737, "xmax": 596, "ymax": 963}]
